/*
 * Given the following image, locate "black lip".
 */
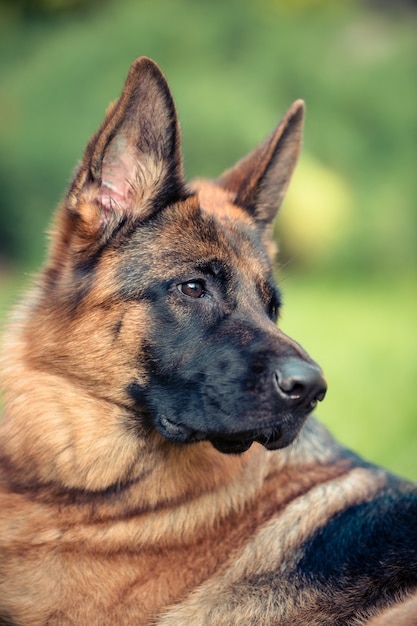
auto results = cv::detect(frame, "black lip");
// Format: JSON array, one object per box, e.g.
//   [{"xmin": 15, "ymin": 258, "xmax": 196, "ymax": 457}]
[
  {"xmin": 157, "ymin": 415, "xmax": 308, "ymax": 455},
  {"xmin": 210, "ymin": 438, "xmax": 254, "ymax": 454},
  {"xmin": 209, "ymin": 427, "xmax": 284, "ymax": 455}
]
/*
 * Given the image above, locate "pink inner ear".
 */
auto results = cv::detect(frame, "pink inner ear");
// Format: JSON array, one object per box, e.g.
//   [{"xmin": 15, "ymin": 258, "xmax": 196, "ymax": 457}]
[{"xmin": 99, "ymin": 134, "xmax": 137, "ymax": 212}]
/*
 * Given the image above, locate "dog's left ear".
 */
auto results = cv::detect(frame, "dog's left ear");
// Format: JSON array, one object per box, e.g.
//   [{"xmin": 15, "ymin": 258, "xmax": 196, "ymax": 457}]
[{"xmin": 218, "ymin": 100, "xmax": 304, "ymax": 226}]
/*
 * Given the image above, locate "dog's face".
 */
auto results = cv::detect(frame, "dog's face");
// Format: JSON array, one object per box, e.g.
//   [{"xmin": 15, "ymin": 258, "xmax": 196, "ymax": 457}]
[
  {"xmin": 118, "ymin": 198, "xmax": 326, "ymax": 454},
  {"xmin": 33, "ymin": 58, "xmax": 326, "ymax": 456}
]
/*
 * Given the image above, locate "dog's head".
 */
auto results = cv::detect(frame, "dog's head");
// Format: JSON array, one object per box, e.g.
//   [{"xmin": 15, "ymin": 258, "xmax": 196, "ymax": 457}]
[{"xmin": 34, "ymin": 57, "xmax": 326, "ymax": 456}]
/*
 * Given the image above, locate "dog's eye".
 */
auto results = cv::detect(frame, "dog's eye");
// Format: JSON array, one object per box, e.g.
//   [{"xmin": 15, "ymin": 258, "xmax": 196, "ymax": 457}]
[
  {"xmin": 268, "ymin": 299, "xmax": 280, "ymax": 321},
  {"xmin": 178, "ymin": 280, "xmax": 205, "ymax": 299}
]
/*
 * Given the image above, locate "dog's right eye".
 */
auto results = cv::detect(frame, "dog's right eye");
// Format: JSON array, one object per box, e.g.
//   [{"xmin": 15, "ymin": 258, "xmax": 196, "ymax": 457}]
[{"xmin": 178, "ymin": 280, "xmax": 205, "ymax": 299}]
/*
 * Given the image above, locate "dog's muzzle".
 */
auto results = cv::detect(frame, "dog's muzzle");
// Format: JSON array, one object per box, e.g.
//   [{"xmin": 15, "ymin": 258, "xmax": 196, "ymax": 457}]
[{"xmin": 157, "ymin": 357, "xmax": 327, "ymax": 455}]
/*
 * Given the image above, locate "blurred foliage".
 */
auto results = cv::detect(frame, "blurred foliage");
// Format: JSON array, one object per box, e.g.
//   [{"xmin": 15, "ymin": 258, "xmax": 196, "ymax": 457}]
[
  {"xmin": 280, "ymin": 273, "xmax": 417, "ymax": 480},
  {"xmin": 0, "ymin": 0, "xmax": 101, "ymax": 17},
  {"xmin": 0, "ymin": 0, "xmax": 416, "ymax": 272},
  {"xmin": 0, "ymin": 0, "xmax": 416, "ymax": 479}
]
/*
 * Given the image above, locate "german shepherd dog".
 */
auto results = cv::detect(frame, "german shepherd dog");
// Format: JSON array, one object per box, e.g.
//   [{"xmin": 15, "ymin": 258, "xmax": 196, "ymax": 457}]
[{"xmin": 0, "ymin": 57, "xmax": 416, "ymax": 626}]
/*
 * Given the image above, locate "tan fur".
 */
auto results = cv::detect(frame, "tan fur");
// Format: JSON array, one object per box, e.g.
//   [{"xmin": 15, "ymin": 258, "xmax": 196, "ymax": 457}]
[
  {"xmin": 156, "ymin": 465, "xmax": 389, "ymax": 626},
  {"xmin": 365, "ymin": 594, "xmax": 417, "ymax": 626}
]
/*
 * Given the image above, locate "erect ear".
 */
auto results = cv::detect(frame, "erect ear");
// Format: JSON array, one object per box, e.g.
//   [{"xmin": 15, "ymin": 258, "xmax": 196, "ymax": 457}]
[
  {"xmin": 66, "ymin": 57, "xmax": 186, "ymax": 232},
  {"xmin": 217, "ymin": 100, "xmax": 304, "ymax": 226}
]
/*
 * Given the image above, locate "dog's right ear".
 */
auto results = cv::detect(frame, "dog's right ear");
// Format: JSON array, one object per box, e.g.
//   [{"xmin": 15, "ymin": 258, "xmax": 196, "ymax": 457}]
[{"xmin": 63, "ymin": 57, "xmax": 186, "ymax": 241}]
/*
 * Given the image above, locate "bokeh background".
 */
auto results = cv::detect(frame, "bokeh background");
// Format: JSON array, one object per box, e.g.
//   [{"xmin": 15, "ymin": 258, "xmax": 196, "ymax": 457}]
[{"xmin": 0, "ymin": 0, "xmax": 416, "ymax": 478}]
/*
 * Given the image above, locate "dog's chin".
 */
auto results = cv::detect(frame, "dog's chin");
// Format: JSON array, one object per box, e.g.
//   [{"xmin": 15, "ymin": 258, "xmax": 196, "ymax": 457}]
[{"xmin": 156, "ymin": 416, "xmax": 304, "ymax": 455}]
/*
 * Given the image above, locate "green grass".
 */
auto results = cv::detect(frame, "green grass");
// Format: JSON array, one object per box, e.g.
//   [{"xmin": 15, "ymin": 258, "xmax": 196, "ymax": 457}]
[
  {"xmin": 279, "ymin": 272, "xmax": 417, "ymax": 481},
  {"xmin": 1, "ymin": 271, "xmax": 416, "ymax": 481}
]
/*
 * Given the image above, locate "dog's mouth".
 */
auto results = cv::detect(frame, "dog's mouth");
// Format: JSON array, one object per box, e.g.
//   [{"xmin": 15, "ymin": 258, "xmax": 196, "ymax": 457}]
[
  {"xmin": 157, "ymin": 416, "xmax": 303, "ymax": 455},
  {"xmin": 209, "ymin": 428, "xmax": 284, "ymax": 454}
]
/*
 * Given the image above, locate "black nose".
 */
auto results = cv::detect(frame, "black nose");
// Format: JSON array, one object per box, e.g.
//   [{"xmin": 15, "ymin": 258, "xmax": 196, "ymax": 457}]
[{"xmin": 274, "ymin": 358, "xmax": 327, "ymax": 411}]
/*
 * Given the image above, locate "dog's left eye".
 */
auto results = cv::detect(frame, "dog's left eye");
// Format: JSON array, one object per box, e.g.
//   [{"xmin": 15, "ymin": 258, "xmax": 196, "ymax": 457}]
[
  {"xmin": 178, "ymin": 280, "xmax": 205, "ymax": 299},
  {"xmin": 268, "ymin": 298, "xmax": 280, "ymax": 321}
]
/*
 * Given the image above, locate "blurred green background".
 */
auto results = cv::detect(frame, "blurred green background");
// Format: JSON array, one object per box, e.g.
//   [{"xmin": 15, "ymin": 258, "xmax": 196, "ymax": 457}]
[{"xmin": 0, "ymin": 0, "xmax": 416, "ymax": 479}]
